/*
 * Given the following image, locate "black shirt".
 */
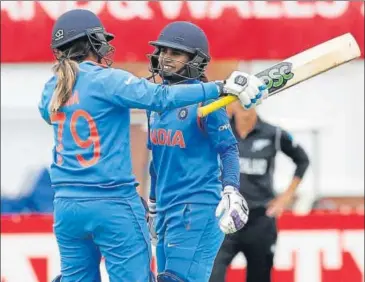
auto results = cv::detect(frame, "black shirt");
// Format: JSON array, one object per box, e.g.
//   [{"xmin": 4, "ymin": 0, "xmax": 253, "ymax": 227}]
[{"xmin": 231, "ymin": 116, "xmax": 310, "ymax": 209}]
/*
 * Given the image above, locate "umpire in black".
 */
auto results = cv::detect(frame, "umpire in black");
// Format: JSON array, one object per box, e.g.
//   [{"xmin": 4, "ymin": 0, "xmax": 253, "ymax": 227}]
[{"xmin": 210, "ymin": 102, "xmax": 310, "ymax": 282}]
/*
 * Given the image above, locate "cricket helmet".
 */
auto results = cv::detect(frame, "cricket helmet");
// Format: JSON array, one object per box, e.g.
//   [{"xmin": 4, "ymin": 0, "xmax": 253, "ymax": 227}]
[
  {"xmin": 147, "ymin": 21, "xmax": 211, "ymax": 82},
  {"xmin": 51, "ymin": 9, "xmax": 115, "ymax": 65}
]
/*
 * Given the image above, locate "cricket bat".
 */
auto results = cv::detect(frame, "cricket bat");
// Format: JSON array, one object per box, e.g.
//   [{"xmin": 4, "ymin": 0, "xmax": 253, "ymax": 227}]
[{"xmin": 197, "ymin": 33, "xmax": 361, "ymax": 117}]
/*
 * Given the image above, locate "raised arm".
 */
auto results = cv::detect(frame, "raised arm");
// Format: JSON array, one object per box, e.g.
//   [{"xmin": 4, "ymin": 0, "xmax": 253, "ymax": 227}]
[{"xmin": 110, "ymin": 70, "xmax": 219, "ymax": 111}]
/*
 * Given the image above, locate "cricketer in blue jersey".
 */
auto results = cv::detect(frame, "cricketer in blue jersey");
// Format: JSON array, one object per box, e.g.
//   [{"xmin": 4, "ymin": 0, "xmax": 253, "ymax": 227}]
[
  {"xmin": 40, "ymin": 10, "xmax": 264, "ymax": 282},
  {"xmin": 145, "ymin": 22, "xmax": 268, "ymax": 282}
]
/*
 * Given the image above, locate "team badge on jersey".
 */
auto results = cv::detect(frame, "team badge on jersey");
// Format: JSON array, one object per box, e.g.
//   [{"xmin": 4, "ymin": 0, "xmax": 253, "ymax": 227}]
[
  {"xmin": 178, "ymin": 108, "xmax": 188, "ymax": 120},
  {"xmin": 252, "ymin": 139, "xmax": 271, "ymax": 152}
]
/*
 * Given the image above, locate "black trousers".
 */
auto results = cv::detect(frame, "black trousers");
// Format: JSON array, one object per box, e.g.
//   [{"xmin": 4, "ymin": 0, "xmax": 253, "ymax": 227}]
[{"xmin": 209, "ymin": 208, "xmax": 277, "ymax": 282}]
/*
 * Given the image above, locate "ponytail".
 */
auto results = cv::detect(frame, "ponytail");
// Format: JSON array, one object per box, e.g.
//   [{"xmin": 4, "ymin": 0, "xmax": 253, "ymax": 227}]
[
  {"xmin": 50, "ymin": 37, "xmax": 101, "ymax": 112},
  {"xmin": 50, "ymin": 59, "xmax": 79, "ymax": 112},
  {"xmin": 50, "ymin": 58, "xmax": 79, "ymax": 112}
]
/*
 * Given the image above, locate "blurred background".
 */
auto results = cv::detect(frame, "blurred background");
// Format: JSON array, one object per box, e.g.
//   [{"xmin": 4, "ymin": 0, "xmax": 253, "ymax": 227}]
[{"xmin": 1, "ymin": 1, "xmax": 364, "ymax": 282}]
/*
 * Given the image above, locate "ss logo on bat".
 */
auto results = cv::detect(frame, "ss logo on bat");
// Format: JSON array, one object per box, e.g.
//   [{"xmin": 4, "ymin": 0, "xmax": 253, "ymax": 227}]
[{"xmin": 257, "ymin": 62, "xmax": 294, "ymax": 93}]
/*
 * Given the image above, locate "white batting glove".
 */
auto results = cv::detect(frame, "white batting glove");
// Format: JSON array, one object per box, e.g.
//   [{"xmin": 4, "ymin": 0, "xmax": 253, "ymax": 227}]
[
  {"xmin": 216, "ymin": 186, "xmax": 249, "ymax": 234},
  {"xmin": 218, "ymin": 71, "xmax": 269, "ymax": 109},
  {"xmin": 147, "ymin": 199, "xmax": 158, "ymax": 246}
]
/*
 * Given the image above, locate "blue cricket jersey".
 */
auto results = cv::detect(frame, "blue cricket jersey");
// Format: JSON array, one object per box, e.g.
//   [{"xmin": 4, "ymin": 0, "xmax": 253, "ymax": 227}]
[
  {"xmin": 38, "ymin": 62, "xmax": 219, "ymax": 198},
  {"xmin": 147, "ymin": 81, "xmax": 238, "ymax": 211}
]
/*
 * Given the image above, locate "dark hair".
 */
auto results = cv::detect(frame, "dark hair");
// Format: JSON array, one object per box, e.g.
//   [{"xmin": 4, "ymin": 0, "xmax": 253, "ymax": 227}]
[{"xmin": 199, "ymin": 73, "xmax": 209, "ymax": 83}]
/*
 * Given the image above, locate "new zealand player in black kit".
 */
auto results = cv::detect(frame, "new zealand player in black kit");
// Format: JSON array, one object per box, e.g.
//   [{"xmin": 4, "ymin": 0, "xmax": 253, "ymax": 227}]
[{"xmin": 210, "ymin": 101, "xmax": 310, "ymax": 282}]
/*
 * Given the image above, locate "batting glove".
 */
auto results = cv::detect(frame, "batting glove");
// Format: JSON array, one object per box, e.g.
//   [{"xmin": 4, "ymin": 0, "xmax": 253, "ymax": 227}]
[
  {"xmin": 148, "ymin": 199, "xmax": 158, "ymax": 246},
  {"xmin": 216, "ymin": 71, "xmax": 268, "ymax": 109},
  {"xmin": 216, "ymin": 186, "xmax": 249, "ymax": 234}
]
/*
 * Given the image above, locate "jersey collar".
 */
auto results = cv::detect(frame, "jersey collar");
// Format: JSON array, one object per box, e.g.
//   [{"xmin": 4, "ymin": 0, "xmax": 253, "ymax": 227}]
[{"xmin": 80, "ymin": 61, "xmax": 109, "ymax": 68}]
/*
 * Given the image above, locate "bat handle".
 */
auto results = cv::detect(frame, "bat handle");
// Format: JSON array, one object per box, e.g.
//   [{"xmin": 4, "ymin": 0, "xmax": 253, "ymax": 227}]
[{"xmin": 197, "ymin": 95, "xmax": 238, "ymax": 117}]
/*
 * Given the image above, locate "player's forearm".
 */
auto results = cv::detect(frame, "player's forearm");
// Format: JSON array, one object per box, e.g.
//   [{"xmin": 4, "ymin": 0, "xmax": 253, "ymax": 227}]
[
  {"xmin": 147, "ymin": 82, "xmax": 220, "ymax": 112},
  {"xmin": 219, "ymin": 144, "xmax": 240, "ymax": 189},
  {"xmin": 285, "ymin": 176, "xmax": 302, "ymax": 196},
  {"xmin": 119, "ymin": 78, "xmax": 220, "ymax": 111}
]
